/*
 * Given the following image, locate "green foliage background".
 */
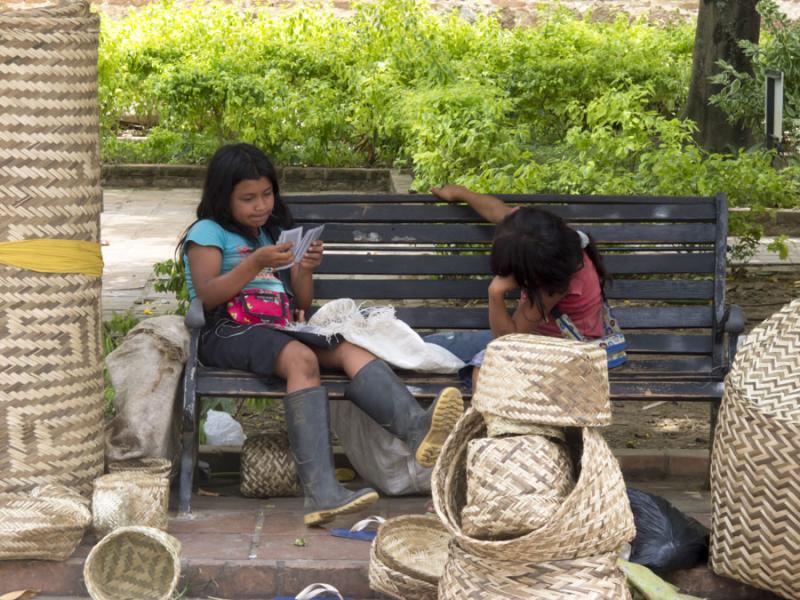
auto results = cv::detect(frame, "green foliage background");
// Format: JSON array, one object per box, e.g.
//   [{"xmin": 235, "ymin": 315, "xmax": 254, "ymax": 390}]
[{"xmin": 100, "ymin": 0, "xmax": 800, "ymax": 252}]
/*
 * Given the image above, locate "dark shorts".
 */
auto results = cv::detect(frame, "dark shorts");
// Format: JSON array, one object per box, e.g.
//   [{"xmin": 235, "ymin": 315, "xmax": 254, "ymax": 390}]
[
  {"xmin": 199, "ymin": 316, "xmax": 342, "ymax": 380},
  {"xmin": 423, "ymin": 330, "xmax": 493, "ymax": 389}
]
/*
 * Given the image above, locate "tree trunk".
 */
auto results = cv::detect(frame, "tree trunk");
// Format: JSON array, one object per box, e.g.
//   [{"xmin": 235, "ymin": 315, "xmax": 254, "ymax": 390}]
[{"xmin": 683, "ymin": 0, "xmax": 760, "ymax": 152}]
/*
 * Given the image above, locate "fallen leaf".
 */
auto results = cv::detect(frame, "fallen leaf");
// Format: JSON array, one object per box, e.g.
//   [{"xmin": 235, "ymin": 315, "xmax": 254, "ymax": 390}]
[
  {"xmin": 197, "ymin": 488, "xmax": 219, "ymax": 497},
  {"xmin": 1, "ymin": 591, "xmax": 40, "ymax": 600},
  {"xmin": 293, "ymin": 538, "xmax": 306, "ymax": 547}
]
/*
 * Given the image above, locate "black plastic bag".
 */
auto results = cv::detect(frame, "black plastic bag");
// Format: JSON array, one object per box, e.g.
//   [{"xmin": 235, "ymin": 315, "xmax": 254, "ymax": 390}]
[{"xmin": 626, "ymin": 487, "xmax": 709, "ymax": 572}]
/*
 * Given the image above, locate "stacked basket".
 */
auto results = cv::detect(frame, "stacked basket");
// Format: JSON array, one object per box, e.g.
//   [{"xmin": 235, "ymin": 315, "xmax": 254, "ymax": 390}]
[
  {"xmin": 0, "ymin": 0, "xmax": 104, "ymax": 496},
  {"xmin": 710, "ymin": 299, "xmax": 800, "ymax": 599},
  {"xmin": 370, "ymin": 334, "xmax": 635, "ymax": 599}
]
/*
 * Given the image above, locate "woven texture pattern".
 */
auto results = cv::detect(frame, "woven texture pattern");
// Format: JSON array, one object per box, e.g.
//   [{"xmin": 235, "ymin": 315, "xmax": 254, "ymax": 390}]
[
  {"xmin": 710, "ymin": 299, "xmax": 800, "ymax": 599},
  {"xmin": 107, "ymin": 458, "xmax": 172, "ymax": 479},
  {"xmin": 439, "ymin": 545, "xmax": 630, "ymax": 600},
  {"xmin": 84, "ymin": 526, "xmax": 181, "ymax": 600},
  {"xmin": 369, "ymin": 515, "xmax": 449, "ymax": 600},
  {"xmin": 240, "ymin": 433, "xmax": 301, "ymax": 497},
  {"xmin": 0, "ymin": 484, "xmax": 90, "ymax": 560},
  {"xmin": 92, "ymin": 473, "xmax": 169, "ymax": 538},
  {"xmin": 432, "ymin": 408, "xmax": 634, "ymax": 562},
  {"xmin": 472, "ymin": 335, "xmax": 611, "ymax": 428},
  {"xmin": 0, "ymin": 0, "xmax": 103, "ymax": 495},
  {"xmin": 462, "ymin": 434, "xmax": 575, "ymax": 538}
]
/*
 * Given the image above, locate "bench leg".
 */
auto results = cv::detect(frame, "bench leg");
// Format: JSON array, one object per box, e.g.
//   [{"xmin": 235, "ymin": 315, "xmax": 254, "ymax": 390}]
[
  {"xmin": 179, "ymin": 337, "xmax": 200, "ymax": 515},
  {"xmin": 179, "ymin": 428, "xmax": 196, "ymax": 515}
]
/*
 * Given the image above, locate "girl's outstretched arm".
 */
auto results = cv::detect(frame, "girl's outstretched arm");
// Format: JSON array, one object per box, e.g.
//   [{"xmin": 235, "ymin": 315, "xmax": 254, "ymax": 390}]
[
  {"xmin": 291, "ymin": 240, "xmax": 324, "ymax": 311},
  {"xmin": 187, "ymin": 242, "xmax": 294, "ymax": 311},
  {"xmin": 431, "ymin": 184, "xmax": 512, "ymax": 224}
]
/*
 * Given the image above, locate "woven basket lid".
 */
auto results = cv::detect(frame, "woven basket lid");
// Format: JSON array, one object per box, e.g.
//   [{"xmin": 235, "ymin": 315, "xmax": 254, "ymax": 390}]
[
  {"xmin": 472, "ymin": 334, "xmax": 611, "ymax": 428},
  {"xmin": 92, "ymin": 473, "xmax": 169, "ymax": 538},
  {"xmin": 369, "ymin": 535, "xmax": 438, "ymax": 600},
  {"xmin": 432, "ymin": 408, "xmax": 634, "ymax": 562},
  {"xmin": 84, "ymin": 526, "xmax": 181, "ymax": 600},
  {"xmin": 373, "ymin": 514, "xmax": 451, "ymax": 584},
  {"xmin": 727, "ymin": 298, "xmax": 800, "ymax": 422},
  {"xmin": 107, "ymin": 458, "xmax": 172, "ymax": 478}
]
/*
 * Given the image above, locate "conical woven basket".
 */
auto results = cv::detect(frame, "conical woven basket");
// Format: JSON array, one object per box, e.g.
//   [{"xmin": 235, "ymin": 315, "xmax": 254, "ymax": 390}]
[
  {"xmin": 0, "ymin": 0, "xmax": 104, "ymax": 495},
  {"xmin": 439, "ymin": 545, "xmax": 631, "ymax": 600},
  {"xmin": 0, "ymin": 484, "xmax": 91, "ymax": 560},
  {"xmin": 710, "ymin": 299, "xmax": 800, "ymax": 599},
  {"xmin": 92, "ymin": 473, "xmax": 169, "ymax": 538},
  {"xmin": 368, "ymin": 515, "xmax": 449, "ymax": 600},
  {"xmin": 107, "ymin": 458, "xmax": 173, "ymax": 479},
  {"xmin": 83, "ymin": 526, "xmax": 181, "ymax": 600},
  {"xmin": 472, "ymin": 335, "xmax": 611, "ymax": 429},
  {"xmin": 240, "ymin": 433, "xmax": 301, "ymax": 497},
  {"xmin": 432, "ymin": 408, "xmax": 634, "ymax": 562},
  {"xmin": 461, "ymin": 434, "xmax": 575, "ymax": 538}
]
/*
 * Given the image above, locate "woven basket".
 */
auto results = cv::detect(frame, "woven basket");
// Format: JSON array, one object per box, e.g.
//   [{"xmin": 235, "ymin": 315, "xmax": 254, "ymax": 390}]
[
  {"xmin": 108, "ymin": 458, "xmax": 173, "ymax": 479},
  {"xmin": 84, "ymin": 525, "xmax": 181, "ymax": 600},
  {"xmin": 472, "ymin": 335, "xmax": 611, "ymax": 429},
  {"xmin": 710, "ymin": 299, "xmax": 800, "ymax": 599},
  {"xmin": 369, "ymin": 515, "xmax": 449, "ymax": 600},
  {"xmin": 92, "ymin": 473, "xmax": 169, "ymax": 538},
  {"xmin": 461, "ymin": 434, "xmax": 575, "ymax": 538},
  {"xmin": 0, "ymin": 0, "xmax": 104, "ymax": 495},
  {"xmin": 0, "ymin": 484, "xmax": 91, "ymax": 560},
  {"xmin": 240, "ymin": 433, "xmax": 301, "ymax": 497},
  {"xmin": 439, "ymin": 545, "xmax": 630, "ymax": 599},
  {"xmin": 432, "ymin": 408, "xmax": 634, "ymax": 562}
]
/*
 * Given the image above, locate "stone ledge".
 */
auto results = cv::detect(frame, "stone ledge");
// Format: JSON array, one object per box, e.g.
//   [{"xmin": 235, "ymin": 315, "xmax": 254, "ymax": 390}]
[{"xmin": 101, "ymin": 164, "xmax": 394, "ymax": 192}]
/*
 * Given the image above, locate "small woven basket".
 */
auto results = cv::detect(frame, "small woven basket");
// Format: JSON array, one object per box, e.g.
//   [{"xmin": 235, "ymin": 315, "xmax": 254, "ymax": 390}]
[
  {"xmin": 92, "ymin": 473, "xmax": 169, "ymax": 538},
  {"xmin": 439, "ymin": 545, "xmax": 630, "ymax": 599},
  {"xmin": 0, "ymin": 484, "xmax": 91, "ymax": 560},
  {"xmin": 472, "ymin": 335, "xmax": 611, "ymax": 429},
  {"xmin": 710, "ymin": 299, "xmax": 800, "ymax": 599},
  {"xmin": 83, "ymin": 525, "xmax": 181, "ymax": 600},
  {"xmin": 240, "ymin": 433, "xmax": 301, "ymax": 497},
  {"xmin": 369, "ymin": 515, "xmax": 450, "ymax": 600},
  {"xmin": 461, "ymin": 434, "xmax": 575, "ymax": 538},
  {"xmin": 107, "ymin": 458, "xmax": 173, "ymax": 479},
  {"xmin": 432, "ymin": 408, "xmax": 634, "ymax": 562}
]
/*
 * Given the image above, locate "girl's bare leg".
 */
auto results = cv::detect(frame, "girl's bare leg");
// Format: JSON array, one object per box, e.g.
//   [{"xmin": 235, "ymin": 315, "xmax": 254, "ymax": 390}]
[
  {"xmin": 273, "ymin": 341, "xmax": 321, "ymax": 393},
  {"xmin": 315, "ymin": 341, "xmax": 376, "ymax": 378},
  {"xmin": 472, "ymin": 366, "xmax": 480, "ymax": 390}
]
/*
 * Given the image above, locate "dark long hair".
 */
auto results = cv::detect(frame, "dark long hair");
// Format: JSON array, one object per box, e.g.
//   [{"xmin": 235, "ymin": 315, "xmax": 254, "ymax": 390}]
[
  {"xmin": 177, "ymin": 143, "xmax": 294, "ymax": 257},
  {"xmin": 490, "ymin": 207, "xmax": 608, "ymax": 316}
]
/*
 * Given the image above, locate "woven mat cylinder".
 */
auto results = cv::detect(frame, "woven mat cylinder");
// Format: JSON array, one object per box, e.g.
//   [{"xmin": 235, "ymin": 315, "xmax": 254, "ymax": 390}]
[
  {"xmin": 432, "ymin": 408, "xmax": 634, "ymax": 562},
  {"xmin": 240, "ymin": 433, "xmax": 301, "ymax": 497},
  {"xmin": 92, "ymin": 473, "xmax": 169, "ymax": 538},
  {"xmin": 472, "ymin": 335, "xmax": 611, "ymax": 428},
  {"xmin": 710, "ymin": 299, "xmax": 800, "ymax": 599},
  {"xmin": 0, "ymin": 0, "xmax": 104, "ymax": 495},
  {"xmin": 439, "ymin": 545, "xmax": 630, "ymax": 600},
  {"xmin": 461, "ymin": 434, "xmax": 574, "ymax": 539},
  {"xmin": 0, "ymin": 484, "xmax": 91, "ymax": 560},
  {"xmin": 369, "ymin": 515, "xmax": 449, "ymax": 600},
  {"xmin": 84, "ymin": 525, "xmax": 181, "ymax": 600}
]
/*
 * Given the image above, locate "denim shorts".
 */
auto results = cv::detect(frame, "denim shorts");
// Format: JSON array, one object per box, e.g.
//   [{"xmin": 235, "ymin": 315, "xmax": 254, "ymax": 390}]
[{"xmin": 423, "ymin": 330, "xmax": 493, "ymax": 389}]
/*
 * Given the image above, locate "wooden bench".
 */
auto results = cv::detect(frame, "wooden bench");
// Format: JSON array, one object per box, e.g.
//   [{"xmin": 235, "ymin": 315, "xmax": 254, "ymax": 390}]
[{"xmin": 179, "ymin": 192, "xmax": 744, "ymax": 514}]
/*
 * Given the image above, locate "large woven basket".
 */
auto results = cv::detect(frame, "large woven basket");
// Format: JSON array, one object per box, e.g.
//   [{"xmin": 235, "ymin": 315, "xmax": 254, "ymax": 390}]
[
  {"xmin": 83, "ymin": 526, "xmax": 181, "ymax": 600},
  {"xmin": 432, "ymin": 408, "xmax": 634, "ymax": 562},
  {"xmin": 108, "ymin": 458, "xmax": 173, "ymax": 479},
  {"xmin": 0, "ymin": 0, "xmax": 104, "ymax": 495},
  {"xmin": 472, "ymin": 335, "xmax": 611, "ymax": 430},
  {"xmin": 461, "ymin": 434, "xmax": 575, "ymax": 538},
  {"xmin": 92, "ymin": 473, "xmax": 169, "ymax": 538},
  {"xmin": 240, "ymin": 433, "xmax": 301, "ymax": 497},
  {"xmin": 710, "ymin": 299, "xmax": 800, "ymax": 599},
  {"xmin": 439, "ymin": 544, "xmax": 630, "ymax": 599},
  {"xmin": 0, "ymin": 484, "xmax": 91, "ymax": 560},
  {"xmin": 369, "ymin": 515, "xmax": 450, "ymax": 600}
]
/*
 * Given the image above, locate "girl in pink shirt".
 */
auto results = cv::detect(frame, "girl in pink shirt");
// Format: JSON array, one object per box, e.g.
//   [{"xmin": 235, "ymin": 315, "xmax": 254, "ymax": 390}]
[{"xmin": 430, "ymin": 184, "xmax": 612, "ymax": 386}]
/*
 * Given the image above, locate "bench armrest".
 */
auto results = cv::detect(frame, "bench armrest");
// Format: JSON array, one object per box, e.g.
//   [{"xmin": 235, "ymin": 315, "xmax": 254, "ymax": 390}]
[
  {"xmin": 724, "ymin": 304, "xmax": 745, "ymax": 335},
  {"xmin": 185, "ymin": 297, "xmax": 206, "ymax": 330}
]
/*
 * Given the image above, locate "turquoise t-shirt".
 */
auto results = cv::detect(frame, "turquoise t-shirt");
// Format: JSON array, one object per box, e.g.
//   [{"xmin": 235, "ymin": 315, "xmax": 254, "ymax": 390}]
[{"xmin": 183, "ymin": 219, "xmax": 286, "ymax": 301}]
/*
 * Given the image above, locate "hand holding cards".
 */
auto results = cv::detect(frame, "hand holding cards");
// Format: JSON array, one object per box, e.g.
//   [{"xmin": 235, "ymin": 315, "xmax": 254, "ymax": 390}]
[{"xmin": 275, "ymin": 225, "xmax": 325, "ymax": 269}]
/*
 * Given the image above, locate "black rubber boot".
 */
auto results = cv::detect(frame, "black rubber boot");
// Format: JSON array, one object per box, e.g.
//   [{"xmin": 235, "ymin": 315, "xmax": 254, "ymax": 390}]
[
  {"xmin": 344, "ymin": 359, "xmax": 463, "ymax": 468},
  {"xmin": 283, "ymin": 386, "xmax": 379, "ymax": 526}
]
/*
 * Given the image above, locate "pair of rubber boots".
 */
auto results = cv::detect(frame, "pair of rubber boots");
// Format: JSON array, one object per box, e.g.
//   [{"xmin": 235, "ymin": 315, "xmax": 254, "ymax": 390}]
[{"xmin": 283, "ymin": 358, "xmax": 463, "ymax": 526}]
